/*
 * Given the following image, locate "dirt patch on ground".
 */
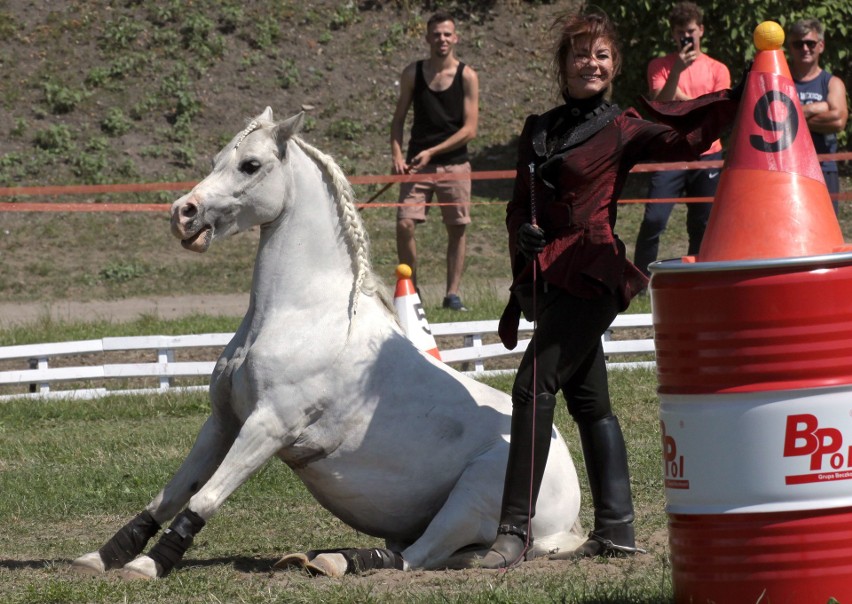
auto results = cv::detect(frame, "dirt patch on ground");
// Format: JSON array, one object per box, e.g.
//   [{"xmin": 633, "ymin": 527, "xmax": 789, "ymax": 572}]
[{"xmin": 266, "ymin": 528, "xmax": 670, "ymax": 594}]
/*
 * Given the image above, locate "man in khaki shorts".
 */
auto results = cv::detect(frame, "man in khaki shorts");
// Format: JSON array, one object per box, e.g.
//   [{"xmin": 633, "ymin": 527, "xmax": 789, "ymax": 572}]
[{"xmin": 390, "ymin": 11, "xmax": 479, "ymax": 311}]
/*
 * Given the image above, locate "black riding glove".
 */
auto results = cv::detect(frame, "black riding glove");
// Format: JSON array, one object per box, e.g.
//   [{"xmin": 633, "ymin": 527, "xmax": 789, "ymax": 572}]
[
  {"xmin": 730, "ymin": 60, "xmax": 753, "ymax": 101},
  {"xmin": 517, "ymin": 223, "xmax": 546, "ymax": 261}
]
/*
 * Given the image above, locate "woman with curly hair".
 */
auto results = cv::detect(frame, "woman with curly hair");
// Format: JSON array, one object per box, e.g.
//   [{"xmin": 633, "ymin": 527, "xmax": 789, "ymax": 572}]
[{"xmin": 480, "ymin": 7, "xmax": 742, "ymax": 568}]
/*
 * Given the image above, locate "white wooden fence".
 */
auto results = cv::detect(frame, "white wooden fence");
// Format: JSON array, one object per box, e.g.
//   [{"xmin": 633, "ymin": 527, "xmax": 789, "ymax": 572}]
[
  {"xmin": 0, "ymin": 314, "xmax": 654, "ymax": 401},
  {"xmin": 432, "ymin": 314, "xmax": 655, "ymax": 375}
]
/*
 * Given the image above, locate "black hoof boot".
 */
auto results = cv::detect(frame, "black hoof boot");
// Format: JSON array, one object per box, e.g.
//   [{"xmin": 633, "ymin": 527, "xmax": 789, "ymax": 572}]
[{"xmin": 478, "ymin": 525, "xmax": 531, "ymax": 569}]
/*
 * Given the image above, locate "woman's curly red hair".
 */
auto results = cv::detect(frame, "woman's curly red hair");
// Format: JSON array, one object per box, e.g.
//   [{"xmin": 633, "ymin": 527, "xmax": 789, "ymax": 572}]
[{"xmin": 551, "ymin": 8, "xmax": 622, "ymax": 96}]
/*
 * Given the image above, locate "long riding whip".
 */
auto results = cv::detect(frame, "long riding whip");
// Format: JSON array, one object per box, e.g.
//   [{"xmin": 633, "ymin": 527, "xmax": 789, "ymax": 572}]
[
  {"xmin": 526, "ymin": 161, "xmax": 539, "ymax": 559},
  {"xmin": 503, "ymin": 162, "xmax": 540, "ymax": 572},
  {"xmin": 357, "ymin": 181, "xmax": 394, "ymax": 211}
]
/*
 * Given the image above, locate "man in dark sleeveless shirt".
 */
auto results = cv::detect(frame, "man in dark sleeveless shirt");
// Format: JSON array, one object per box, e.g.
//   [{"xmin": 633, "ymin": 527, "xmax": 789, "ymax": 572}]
[
  {"xmin": 788, "ymin": 18, "xmax": 848, "ymax": 215},
  {"xmin": 390, "ymin": 12, "xmax": 479, "ymax": 311}
]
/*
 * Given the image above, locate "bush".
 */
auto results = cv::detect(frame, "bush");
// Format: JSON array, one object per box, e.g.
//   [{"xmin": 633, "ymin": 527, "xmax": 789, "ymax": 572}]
[
  {"xmin": 71, "ymin": 137, "xmax": 109, "ymax": 184},
  {"xmin": 328, "ymin": 118, "xmax": 365, "ymax": 141},
  {"xmin": 99, "ymin": 260, "xmax": 148, "ymax": 283},
  {"xmin": 42, "ymin": 81, "xmax": 87, "ymax": 114},
  {"xmin": 98, "ymin": 15, "xmax": 143, "ymax": 52},
  {"xmin": 101, "ymin": 108, "xmax": 132, "ymax": 136},
  {"xmin": 277, "ymin": 59, "xmax": 301, "ymax": 90},
  {"xmin": 34, "ymin": 124, "xmax": 74, "ymax": 153}
]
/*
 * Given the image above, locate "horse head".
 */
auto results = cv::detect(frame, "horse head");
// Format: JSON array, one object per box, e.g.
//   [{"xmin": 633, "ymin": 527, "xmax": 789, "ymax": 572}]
[
  {"xmin": 170, "ymin": 107, "xmax": 378, "ymax": 319},
  {"xmin": 170, "ymin": 107, "xmax": 304, "ymax": 253}
]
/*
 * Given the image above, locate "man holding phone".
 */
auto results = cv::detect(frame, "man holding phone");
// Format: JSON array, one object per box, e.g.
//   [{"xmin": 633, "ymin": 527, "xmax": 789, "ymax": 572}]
[{"xmin": 633, "ymin": 1, "xmax": 731, "ymax": 278}]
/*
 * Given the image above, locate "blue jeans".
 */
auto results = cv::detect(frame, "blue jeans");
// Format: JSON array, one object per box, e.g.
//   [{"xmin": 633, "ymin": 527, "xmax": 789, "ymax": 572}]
[
  {"xmin": 824, "ymin": 169, "xmax": 839, "ymax": 216},
  {"xmin": 633, "ymin": 151, "xmax": 723, "ymax": 277}
]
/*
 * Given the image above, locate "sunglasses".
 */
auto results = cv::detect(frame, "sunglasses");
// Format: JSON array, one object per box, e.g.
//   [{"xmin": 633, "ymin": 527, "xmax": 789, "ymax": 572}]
[{"xmin": 791, "ymin": 40, "xmax": 818, "ymax": 50}]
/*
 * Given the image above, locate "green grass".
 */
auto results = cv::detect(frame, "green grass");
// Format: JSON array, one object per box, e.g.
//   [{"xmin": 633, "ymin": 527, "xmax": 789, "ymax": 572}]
[
  {"xmin": 0, "ymin": 369, "xmax": 671, "ymax": 604},
  {"xmin": 0, "ymin": 314, "xmax": 243, "ymax": 347}
]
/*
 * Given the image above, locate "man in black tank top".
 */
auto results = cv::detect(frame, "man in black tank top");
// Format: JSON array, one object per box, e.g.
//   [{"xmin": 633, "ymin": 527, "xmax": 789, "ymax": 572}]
[{"xmin": 390, "ymin": 11, "xmax": 480, "ymax": 311}]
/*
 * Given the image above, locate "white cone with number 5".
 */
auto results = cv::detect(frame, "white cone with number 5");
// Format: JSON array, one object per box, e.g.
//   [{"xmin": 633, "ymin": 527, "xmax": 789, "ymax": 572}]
[{"xmin": 393, "ymin": 264, "xmax": 441, "ymax": 361}]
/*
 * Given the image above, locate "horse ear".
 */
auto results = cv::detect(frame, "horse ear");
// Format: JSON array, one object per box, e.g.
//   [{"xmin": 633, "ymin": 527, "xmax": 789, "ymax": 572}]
[
  {"xmin": 273, "ymin": 112, "xmax": 305, "ymax": 152},
  {"xmin": 260, "ymin": 106, "xmax": 274, "ymax": 121},
  {"xmin": 278, "ymin": 112, "xmax": 305, "ymax": 136}
]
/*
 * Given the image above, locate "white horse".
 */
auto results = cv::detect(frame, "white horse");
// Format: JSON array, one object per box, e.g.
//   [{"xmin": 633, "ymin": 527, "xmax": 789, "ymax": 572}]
[{"xmin": 71, "ymin": 108, "xmax": 584, "ymax": 579}]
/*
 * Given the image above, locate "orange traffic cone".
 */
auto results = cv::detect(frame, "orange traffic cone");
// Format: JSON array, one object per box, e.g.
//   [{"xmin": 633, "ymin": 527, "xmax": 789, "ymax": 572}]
[
  {"xmin": 393, "ymin": 264, "xmax": 441, "ymax": 361},
  {"xmin": 697, "ymin": 21, "xmax": 847, "ymax": 263}
]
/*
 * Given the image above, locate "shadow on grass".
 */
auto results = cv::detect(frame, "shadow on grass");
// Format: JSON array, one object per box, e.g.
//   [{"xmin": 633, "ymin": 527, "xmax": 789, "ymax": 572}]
[
  {"xmin": 0, "ymin": 558, "xmax": 71, "ymax": 570},
  {"xmin": 180, "ymin": 556, "xmax": 280, "ymax": 573},
  {"xmin": 0, "ymin": 556, "xmax": 279, "ymax": 574}
]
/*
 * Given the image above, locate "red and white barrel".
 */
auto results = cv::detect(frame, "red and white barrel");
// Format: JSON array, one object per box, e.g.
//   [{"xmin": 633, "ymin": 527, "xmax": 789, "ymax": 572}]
[{"xmin": 650, "ymin": 253, "xmax": 852, "ymax": 604}]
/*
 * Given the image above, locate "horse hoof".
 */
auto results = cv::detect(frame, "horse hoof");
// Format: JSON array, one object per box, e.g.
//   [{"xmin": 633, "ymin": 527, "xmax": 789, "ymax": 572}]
[
  {"xmin": 118, "ymin": 556, "xmax": 158, "ymax": 580},
  {"xmin": 305, "ymin": 553, "xmax": 348, "ymax": 578},
  {"xmin": 70, "ymin": 552, "xmax": 106, "ymax": 575},
  {"xmin": 273, "ymin": 552, "xmax": 309, "ymax": 570}
]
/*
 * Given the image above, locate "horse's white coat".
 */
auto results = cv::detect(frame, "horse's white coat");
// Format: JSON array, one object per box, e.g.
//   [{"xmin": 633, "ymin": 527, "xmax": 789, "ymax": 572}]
[{"xmin": 77, "ymin": 108, "xmax": 584, "ymax": 575}]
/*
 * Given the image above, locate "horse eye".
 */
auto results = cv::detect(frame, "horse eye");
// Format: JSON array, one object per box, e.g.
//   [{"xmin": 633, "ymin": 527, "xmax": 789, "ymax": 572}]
[{"xmin": 239, "ymin": 159, "xmax": 262, "ymax": 175}]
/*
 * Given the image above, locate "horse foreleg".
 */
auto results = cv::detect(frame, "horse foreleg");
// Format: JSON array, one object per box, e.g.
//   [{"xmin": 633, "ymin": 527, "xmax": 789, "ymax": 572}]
[
  {"xmin": 400, "ymin": 454, "xmax": 504, "ymax": 570},
  {"xmin": 146, "ymin": 413, "xmax": 240, "ymax": 521},
  {"xmin": 283, "ymin": 457, "xmax": 501, "ymax": 576},
  {"xmin": 119, "ymin": 411, "xmax": 286, "ymax": 579},
  {"xmin": 71, "ymin": 510, "xmax": 162, "ymax": 575},
  {"xmin": 71, "ymin": 413, "xmax": 239, "ymax": 575},
  {"xmin": 279, "ymin": 458, "xmax": 504, "ymax": 576}
]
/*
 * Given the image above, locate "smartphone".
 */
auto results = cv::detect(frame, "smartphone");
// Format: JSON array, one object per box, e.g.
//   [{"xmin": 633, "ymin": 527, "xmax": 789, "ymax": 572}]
[{"xmin": 680, "ymin": 36, "xmax": 694, "ymax": 49}]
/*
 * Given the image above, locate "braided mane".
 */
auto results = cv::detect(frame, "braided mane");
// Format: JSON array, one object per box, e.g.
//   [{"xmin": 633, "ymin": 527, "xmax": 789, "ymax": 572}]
[
  {"xmin": 234, "ymin": 119, "xmax": 260, "ymax": 149},
  {"xmin": 291, "ymin": 136, "xmax": 392, "ymax": 319}
]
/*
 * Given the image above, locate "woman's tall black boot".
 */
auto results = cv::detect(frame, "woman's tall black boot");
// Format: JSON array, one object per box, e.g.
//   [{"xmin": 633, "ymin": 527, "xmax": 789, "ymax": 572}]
[
  {"xmin": 553, "ymin": 415, "xmax": 645, "ymax": 559},
  {"xmin": 479, "ymin": 393, "xmax": 556, "ymax": 569}
]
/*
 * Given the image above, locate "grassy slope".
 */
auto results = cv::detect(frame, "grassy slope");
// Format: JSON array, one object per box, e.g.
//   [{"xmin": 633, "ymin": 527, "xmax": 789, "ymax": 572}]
[
  {"xmin": 0, "ymin": 0, "xmax": 551, "ymax": 308},
  {"xmin": 0, "ymin": 0, "xmax": 848, "ymax": 312}
]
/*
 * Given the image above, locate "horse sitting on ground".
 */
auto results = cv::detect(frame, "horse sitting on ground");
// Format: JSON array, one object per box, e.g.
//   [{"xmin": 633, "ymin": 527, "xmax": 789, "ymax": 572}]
[{"xmin": 71, "ymin": 108, "xmax": 584, "ymax": 579}]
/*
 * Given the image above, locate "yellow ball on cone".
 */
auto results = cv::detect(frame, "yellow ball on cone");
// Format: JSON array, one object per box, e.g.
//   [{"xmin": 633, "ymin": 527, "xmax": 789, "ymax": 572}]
[{"xmin": 753, "ymin": 21, "xmax": 785, "ymax": 51}]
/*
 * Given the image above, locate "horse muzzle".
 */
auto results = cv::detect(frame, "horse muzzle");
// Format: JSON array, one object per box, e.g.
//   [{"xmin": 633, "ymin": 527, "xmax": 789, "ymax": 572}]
[{"xmin": 171, "ymin": 196, "xmax": 213, "ymax": 253}]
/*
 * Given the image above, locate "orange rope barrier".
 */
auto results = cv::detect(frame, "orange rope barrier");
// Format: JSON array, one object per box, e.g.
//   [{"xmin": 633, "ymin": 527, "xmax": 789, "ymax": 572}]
[
  {"xmin": 0, "ymin": 203, "xmax": 171, "ymax": 213},
  {"xmin": 0, "ymin": 182, "xmax": 197, "ymax": 197},
  {"xmin": 0, "ymin": 154, "xmax": 848, "ymax": 212},
  {"xmin": 3, "ymin": 193, "xmax": 850, "ymax": 213},
  {"xmin": 619, "ymin": 192, "xmax": 851, "ymax": 204},
  {"xmin": 347, "ymin": 169, "xmax": 515, "ymax": 185}
]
